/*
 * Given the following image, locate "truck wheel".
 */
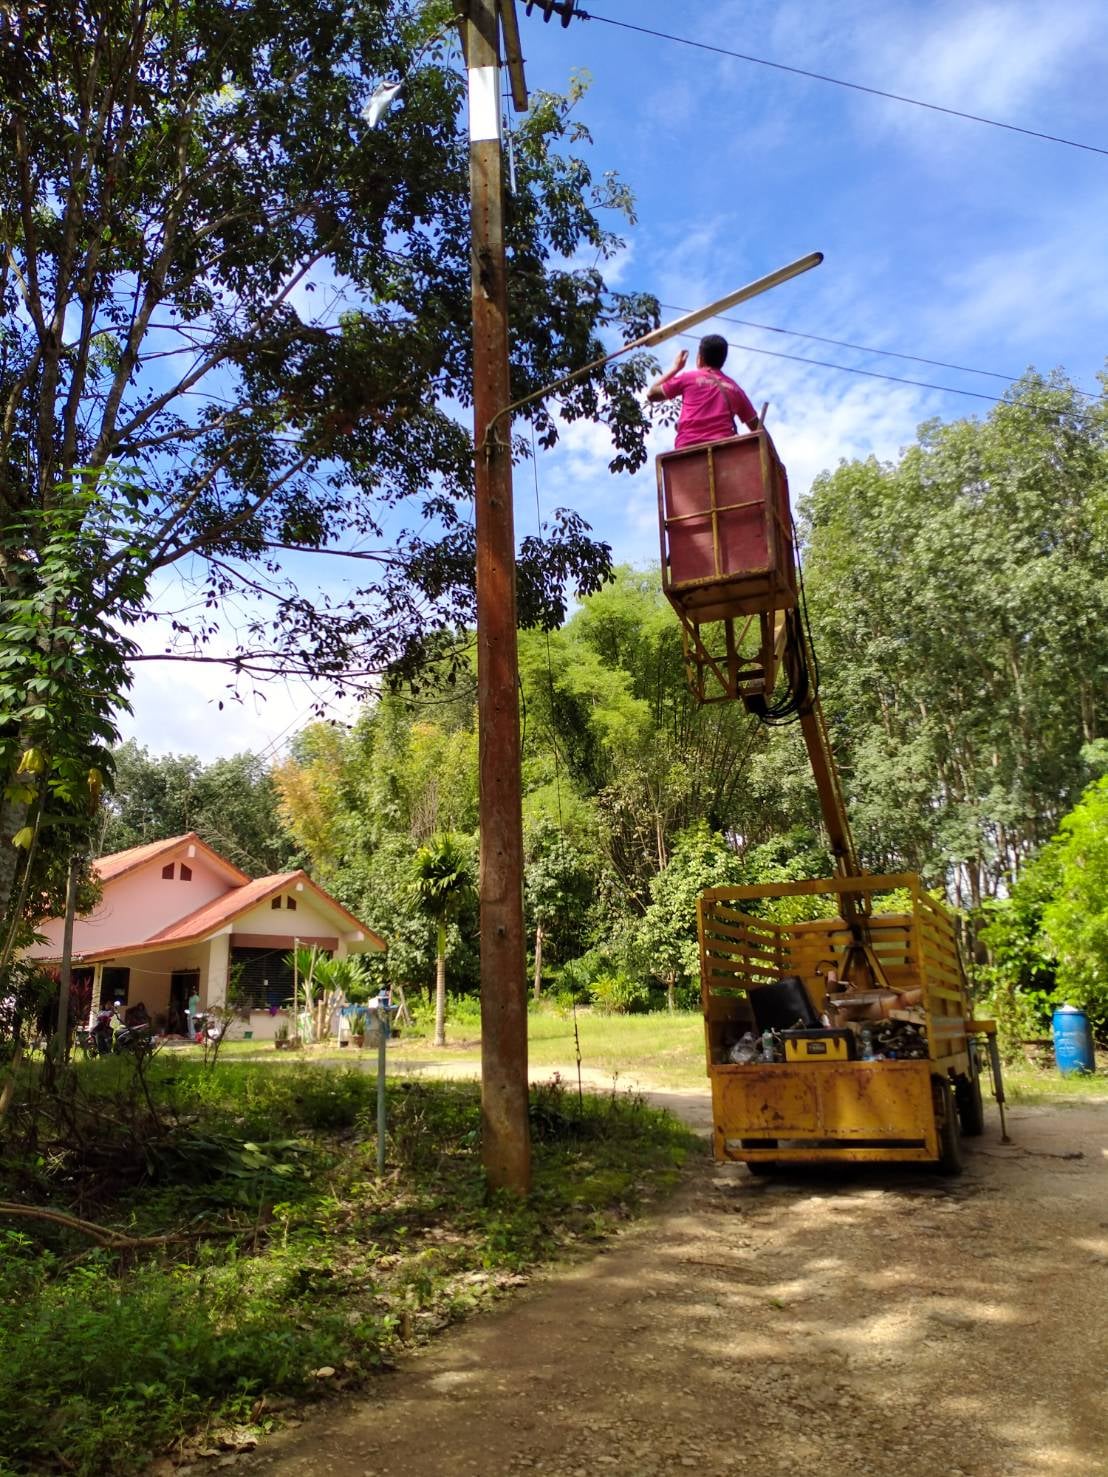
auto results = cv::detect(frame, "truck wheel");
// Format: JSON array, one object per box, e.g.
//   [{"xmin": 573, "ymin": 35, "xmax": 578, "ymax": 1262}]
[
  {"xmin": 955, "ymin": 1058, "xmax": 985, "ymax": 1137},
  {"xmin": 741, "ymin": 1139, "xmax": 777, "ymax": 1175},
  {"xmin": 933, "ymin": 1080, "xmax": 964, "ymax": 1175}
]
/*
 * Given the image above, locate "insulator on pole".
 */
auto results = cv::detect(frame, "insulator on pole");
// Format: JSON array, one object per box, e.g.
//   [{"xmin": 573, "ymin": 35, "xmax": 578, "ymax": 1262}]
[{"xmin": 524, "ymin": 0, "xmax": 580, "ymax": 27}]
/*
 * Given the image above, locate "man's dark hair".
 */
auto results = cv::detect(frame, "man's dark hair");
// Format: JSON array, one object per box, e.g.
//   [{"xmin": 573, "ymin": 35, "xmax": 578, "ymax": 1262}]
[{"xmin": 699, "ymin": 333, "xmax": 728, "ymax": 369}]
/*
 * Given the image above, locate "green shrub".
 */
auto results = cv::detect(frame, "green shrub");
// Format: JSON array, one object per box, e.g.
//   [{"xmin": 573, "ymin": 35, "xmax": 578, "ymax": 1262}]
[
  {"xmin": 588, "ymin": 972, "xmax": 649, "ymax": 1015},
  {"xmin": 405, "ymin": 990, "xmax": 482, "ymax": 1036},
  {"xmin": 0, "ymin": 1231, "xmax": 382, "ymax": 1476},
  {"xmin": 553, "ymin": 945, "xmax": 625, "ymax": 1003}
]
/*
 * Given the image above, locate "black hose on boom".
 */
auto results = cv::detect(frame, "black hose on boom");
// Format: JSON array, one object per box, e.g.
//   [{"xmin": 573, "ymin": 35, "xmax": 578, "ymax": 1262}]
[{"xmin": 748, "ymin": 521, "xmax": 821, "ymax": 727}]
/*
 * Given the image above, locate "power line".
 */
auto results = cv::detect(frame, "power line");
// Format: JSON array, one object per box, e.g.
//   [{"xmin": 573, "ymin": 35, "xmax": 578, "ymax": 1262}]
[
  {"xmin": 656, "ymin": 303, "xmax": 1095, "ymax": 395},
  {"xmin": 667, "ymin": 328, "xmax": 1007, "ymax": 402},
  {"xmin": 580, "ymin": 12, "xmax": 1108, "ymax": 160},
  {"xmin": 660, "ymin": 325, "xmax": 1102, "ymax": 412}
]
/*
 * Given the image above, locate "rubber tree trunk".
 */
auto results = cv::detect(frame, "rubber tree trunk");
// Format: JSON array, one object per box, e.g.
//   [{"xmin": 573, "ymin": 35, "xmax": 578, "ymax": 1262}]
[
  {"xmin": 0, "ymin": 790, "xmax": 30, "ymax": 947},
  {"xmin": 433, "ymin": 919, "xmax": 447, "ymax": 1048},
  {"xmin": 533, "ymin": 923, "xmax": 543, "ymax": 1000},
  {"xmin": 0, "ymin": 1022, "xmax": 23, "ymax": 1128}
]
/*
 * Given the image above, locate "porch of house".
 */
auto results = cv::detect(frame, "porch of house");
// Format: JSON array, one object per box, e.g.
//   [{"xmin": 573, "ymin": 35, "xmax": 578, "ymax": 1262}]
[
  {"xmin": 83, "ymin": 937, "xmax": 227, "ymax": 1036},
  {"xmin": 83, "ymin": 930, "xmax": 344, "ymax": 1042}
]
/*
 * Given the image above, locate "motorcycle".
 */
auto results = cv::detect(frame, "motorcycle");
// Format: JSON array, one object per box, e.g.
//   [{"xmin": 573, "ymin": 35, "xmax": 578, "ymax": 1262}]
[
  {"xmin": 75, "ymin": 1006, "xmax": 154, "ymax": 1060},
  {"xmin": 191, "ymin": 1012, "xmax": 224, "ymax": 1046},
  {"xmin": 114, "ymin": 1020, "xmax": 154, "ymax": 1058}
]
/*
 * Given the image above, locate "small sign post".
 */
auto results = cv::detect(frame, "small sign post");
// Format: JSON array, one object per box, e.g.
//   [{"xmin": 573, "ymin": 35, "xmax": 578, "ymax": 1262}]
[{"xmin": 375, "ymin": 987, "xmax": 395, "ymax": 1176}]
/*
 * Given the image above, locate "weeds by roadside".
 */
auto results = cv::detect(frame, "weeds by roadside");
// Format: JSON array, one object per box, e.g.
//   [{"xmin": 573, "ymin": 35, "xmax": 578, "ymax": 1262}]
[
  {"xmin": 0, "ymin": 1061, "xmax": 694, "ymax": 1477},
  {"xmin": 1003, "ymin": 1063, "xmax": 1108, "ymax": 1105}
]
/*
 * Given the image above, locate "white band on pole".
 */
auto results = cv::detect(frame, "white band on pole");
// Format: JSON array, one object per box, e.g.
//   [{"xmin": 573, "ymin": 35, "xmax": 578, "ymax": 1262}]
[{"xmin": 468, "ymin": 65, "xmax": 501, "ymax": 142}]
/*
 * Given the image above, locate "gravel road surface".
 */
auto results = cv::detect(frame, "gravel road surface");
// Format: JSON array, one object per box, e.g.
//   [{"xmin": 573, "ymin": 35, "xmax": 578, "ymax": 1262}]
[{"xmin": 237, "ymin": 1084, "xmax": 1108, "ymax": 1477}]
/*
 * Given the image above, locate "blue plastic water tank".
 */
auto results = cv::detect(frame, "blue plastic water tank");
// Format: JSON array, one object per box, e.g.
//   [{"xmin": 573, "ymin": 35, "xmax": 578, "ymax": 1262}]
[{"xmin": 1052, "ymin": 1005, "xmax": 1096, "ymax": 1075}]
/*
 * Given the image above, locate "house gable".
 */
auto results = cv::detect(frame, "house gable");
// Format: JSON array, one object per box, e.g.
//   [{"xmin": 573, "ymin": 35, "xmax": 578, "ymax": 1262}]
[
  {"xmin": 145, "ymin": 872, "xmax": 385, "ymax": 954},
  {"xmin": 29, "ymin": 836, "xmax": 244, "ymax": 960}
]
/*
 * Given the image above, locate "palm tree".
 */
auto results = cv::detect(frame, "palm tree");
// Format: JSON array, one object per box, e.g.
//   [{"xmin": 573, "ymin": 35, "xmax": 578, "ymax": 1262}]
[{"xmin": 410, "ymin": 834, "xmax": 475, "ymax": 1048}]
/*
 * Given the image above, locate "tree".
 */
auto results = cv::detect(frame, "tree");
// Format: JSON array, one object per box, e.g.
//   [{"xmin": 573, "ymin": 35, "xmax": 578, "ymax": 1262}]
[
  {"xmin": 978, "ymin": 843, "xmax": 1061, "ymax": 1046},
  {"xmin": 100, "ymin": 742, "xmax": 298, "ymax": 874},
  {"xmin": 518, "ymin": 571, "xmax": 776, "ymax": 913},
  {"xmin": 523, "ymin": 821, "xmax": 595, "ymax": 997},
  {"xmin": 978, "ymin": 759, "xmax": 1108, "ymax": 1042},
  {"xmin": 410, "ymin": 833, "xmax": 475, "ymax": 1047},
  {"xmin": 0, "ymin": 1, "xmax": 659, "ymax": 937},
  {"xmin": 632, "ymin": 822, "xmax": 832, "ymax": 1010},
  {"xmin": 1038, "ymin": 777, "xmax": 1108, "ymax": 1033},
  {"xmin": 800, "ymin": 372, "xmax": 1108, "ymax": 906},
  {"xmin": 634, "ymin": 822, "xmax": 747, "ymax": 1010}
]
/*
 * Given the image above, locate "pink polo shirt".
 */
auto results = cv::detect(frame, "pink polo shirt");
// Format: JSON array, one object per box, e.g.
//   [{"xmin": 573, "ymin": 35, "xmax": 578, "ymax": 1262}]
[{"xmin": 661, "ymin": 368, "xmax": 757, "ymax": 448}]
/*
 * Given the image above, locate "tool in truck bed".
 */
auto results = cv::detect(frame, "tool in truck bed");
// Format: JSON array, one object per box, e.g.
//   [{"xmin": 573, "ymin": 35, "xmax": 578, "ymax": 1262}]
[{"xmin": 656, "ymin": 423, "xmax": 1007, "ymax": 1171}]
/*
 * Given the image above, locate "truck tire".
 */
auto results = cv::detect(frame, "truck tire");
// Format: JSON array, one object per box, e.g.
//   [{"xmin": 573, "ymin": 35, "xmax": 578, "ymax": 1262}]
[
  {"xmin": 741, "ymin": 1139, "xmax": 777, "ymax": 1174},
  {"xmin": 933, "ymin": 1080, "xmax": 964, "ymax": 1175},
  {"xmin": 955, "ymin": 1057, "xmax": 986, "ymax": 1137}
]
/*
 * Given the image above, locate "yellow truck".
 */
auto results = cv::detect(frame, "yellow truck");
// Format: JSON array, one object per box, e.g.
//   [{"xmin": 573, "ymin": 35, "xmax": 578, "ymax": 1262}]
[
  {"xmin": 656, "ymin": 430, "xmax": 1005, "ymax": 1172},
  {"xmin": 697, "ymin": 872, "xmax": 999, "ymax": 1172}
]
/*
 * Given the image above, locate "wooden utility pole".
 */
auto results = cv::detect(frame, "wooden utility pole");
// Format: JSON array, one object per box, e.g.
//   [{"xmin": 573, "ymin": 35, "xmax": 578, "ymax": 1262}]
[{"xmin": 464, "ymin": 0, "xmax": 531, "ymax": 1193}]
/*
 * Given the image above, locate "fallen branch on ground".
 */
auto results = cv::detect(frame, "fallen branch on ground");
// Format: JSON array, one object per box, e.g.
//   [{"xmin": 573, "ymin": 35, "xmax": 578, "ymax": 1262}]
[{"xmin": 0, "ymin": 1200, "xmax": 235, "ymax": 1248}]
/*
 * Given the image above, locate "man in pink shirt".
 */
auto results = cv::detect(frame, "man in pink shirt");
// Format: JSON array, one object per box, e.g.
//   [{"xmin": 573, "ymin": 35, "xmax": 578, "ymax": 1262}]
[{"xmin": 647, "ymin": 333, "xmax": 759, "ymax": 448}]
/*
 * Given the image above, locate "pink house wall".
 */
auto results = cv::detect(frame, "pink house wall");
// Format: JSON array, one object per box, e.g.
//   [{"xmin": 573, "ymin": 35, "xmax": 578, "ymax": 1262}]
[{"xmin": 31, "ymin": 849, "xmax": 235, "ymax": 959}]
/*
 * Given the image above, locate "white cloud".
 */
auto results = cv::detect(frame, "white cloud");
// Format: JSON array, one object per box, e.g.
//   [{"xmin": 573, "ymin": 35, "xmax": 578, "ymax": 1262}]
[
  {"xmin": 936, "ymin": 208, "xmax": 1108, "ymax": 360},
  {"xmin": 858, "ymin": 0, "xmax": 1103, "ymax": 118},
  {"xmin": 121, "ymin": 656, "xmax": 309, "ymax": 763},
  {"xmin": 762, "ymin": 0, "xmax": 1105, "ymax": 164},
  {"xmin": 120, "ymin": 578, "xmax": 361, "ymax": 763}
]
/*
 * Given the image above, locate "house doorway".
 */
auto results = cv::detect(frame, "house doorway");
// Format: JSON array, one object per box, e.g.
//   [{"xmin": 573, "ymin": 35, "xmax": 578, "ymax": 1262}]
[
  {"xmin": 170, "ymin": 970, "xmax": 199, "ymax": 1037},
  {"xmin": 99, "ymin": 966, "xmax": 131, "ymax": 1008}
]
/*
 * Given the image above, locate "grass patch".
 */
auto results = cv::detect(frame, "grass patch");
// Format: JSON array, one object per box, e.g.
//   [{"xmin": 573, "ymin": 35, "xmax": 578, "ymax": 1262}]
[
  {"xmin": 524, "ymin": 1008, "xmax": 705, "ymax": 1088},
  {"xmin": 402, "ymin": 1007, "xmax": 1108, "ymax": 1106},
  {"xmin": 0, "ymin": 1060, "xmax": 694, "ymax": 1477},
  {"xmin": 1002, "ymin": 1063, "xmax": 1108, "ymax": 1105},
  {"xmin": 397, "ymin": 1006, "xmax": 708, "ymax": 1090}
]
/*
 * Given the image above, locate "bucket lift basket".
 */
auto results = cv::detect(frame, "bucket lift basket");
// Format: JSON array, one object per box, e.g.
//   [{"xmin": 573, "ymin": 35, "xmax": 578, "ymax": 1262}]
[{"xmin": 657, "ymin": 431, "xmax": 796, "ymax": 704}]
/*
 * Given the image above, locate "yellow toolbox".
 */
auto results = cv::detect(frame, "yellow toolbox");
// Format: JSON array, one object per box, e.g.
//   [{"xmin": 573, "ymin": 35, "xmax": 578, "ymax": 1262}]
[{"xmin": 782, "ymin": 1029, "xmax": 855, "ymax": 1062}]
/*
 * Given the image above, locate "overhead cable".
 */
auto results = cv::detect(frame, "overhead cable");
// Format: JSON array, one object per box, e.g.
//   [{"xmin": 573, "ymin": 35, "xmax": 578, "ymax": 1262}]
[
  {"xmin": 658, "ymin": 304, "xmax": 1097, "ymax": 398},
  {"xmin": 669, "ymin": 329, "xmax": 1006, "ymax": 403},
  {"xmin": 580, "ymin": 12, "xmax": 1108, "ymax": 160}
]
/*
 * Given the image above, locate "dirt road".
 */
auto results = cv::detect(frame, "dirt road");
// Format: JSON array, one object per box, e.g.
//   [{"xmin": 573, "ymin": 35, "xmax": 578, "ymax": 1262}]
[{"xmin": 239, "ymin": 1088, "xmax": 1108, "ymax": 1477}]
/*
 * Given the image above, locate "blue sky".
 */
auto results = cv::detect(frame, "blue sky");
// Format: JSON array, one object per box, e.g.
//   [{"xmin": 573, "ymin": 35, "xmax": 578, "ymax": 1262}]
[{"xmin": 123, "ymin": 0, "xmax": 1108, "ymax": 760}]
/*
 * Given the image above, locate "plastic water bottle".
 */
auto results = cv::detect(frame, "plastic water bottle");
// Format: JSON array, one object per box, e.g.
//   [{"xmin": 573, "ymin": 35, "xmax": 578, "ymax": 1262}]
[
  {"xmin": 762, "ymin": 1030, "xmax": 775, "ymax": 1063},
  {"xmin": 860, "ymin": 1027, "xmax": 875, "ymax": 1061}
]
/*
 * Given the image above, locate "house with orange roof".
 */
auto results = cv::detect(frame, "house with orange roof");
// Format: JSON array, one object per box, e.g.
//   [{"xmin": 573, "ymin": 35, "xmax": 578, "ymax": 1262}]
[{"xmin": 27, "ymin": 833, "xmax": 385, "ymax": 1040}]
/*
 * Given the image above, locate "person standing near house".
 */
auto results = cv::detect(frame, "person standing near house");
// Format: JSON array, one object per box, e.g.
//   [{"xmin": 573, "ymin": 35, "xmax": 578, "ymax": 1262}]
[
  {"xmin": 187, "ymin": 986, "xmax": 201, "ymax": 1042},
  {"xmin": 646, "ymin": 333, "xmax": 760, "ymax": 447}
]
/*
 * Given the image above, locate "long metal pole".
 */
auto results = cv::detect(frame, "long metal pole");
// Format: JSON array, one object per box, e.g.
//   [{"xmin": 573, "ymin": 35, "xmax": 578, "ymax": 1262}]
[
  {"xmin": 466, "ymin": 0, "xmax": 531, "ymax": 1194},
  {"xmin": 376, "ymin": 988, "xmax": 389, "ymax": 1176}
]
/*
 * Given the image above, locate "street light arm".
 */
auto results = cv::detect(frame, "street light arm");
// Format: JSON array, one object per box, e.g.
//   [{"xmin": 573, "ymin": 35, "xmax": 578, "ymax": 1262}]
[{"xmin": 482, "ymin": 250, "xmax": 823, "ymax": 451}]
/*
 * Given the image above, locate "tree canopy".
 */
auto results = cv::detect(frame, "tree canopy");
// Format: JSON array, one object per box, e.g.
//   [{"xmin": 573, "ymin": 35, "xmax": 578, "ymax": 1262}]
[
  {"xmin": 800, "ymin": 371, "xmax": 1108, "ymax": 909},
  {"xmin": 100, "ymin": 740, "xmax": 297, "ymax": 875},
  {"xmin": 0, "ymin": 0, "xmax": 660, "ymax": 936}
]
